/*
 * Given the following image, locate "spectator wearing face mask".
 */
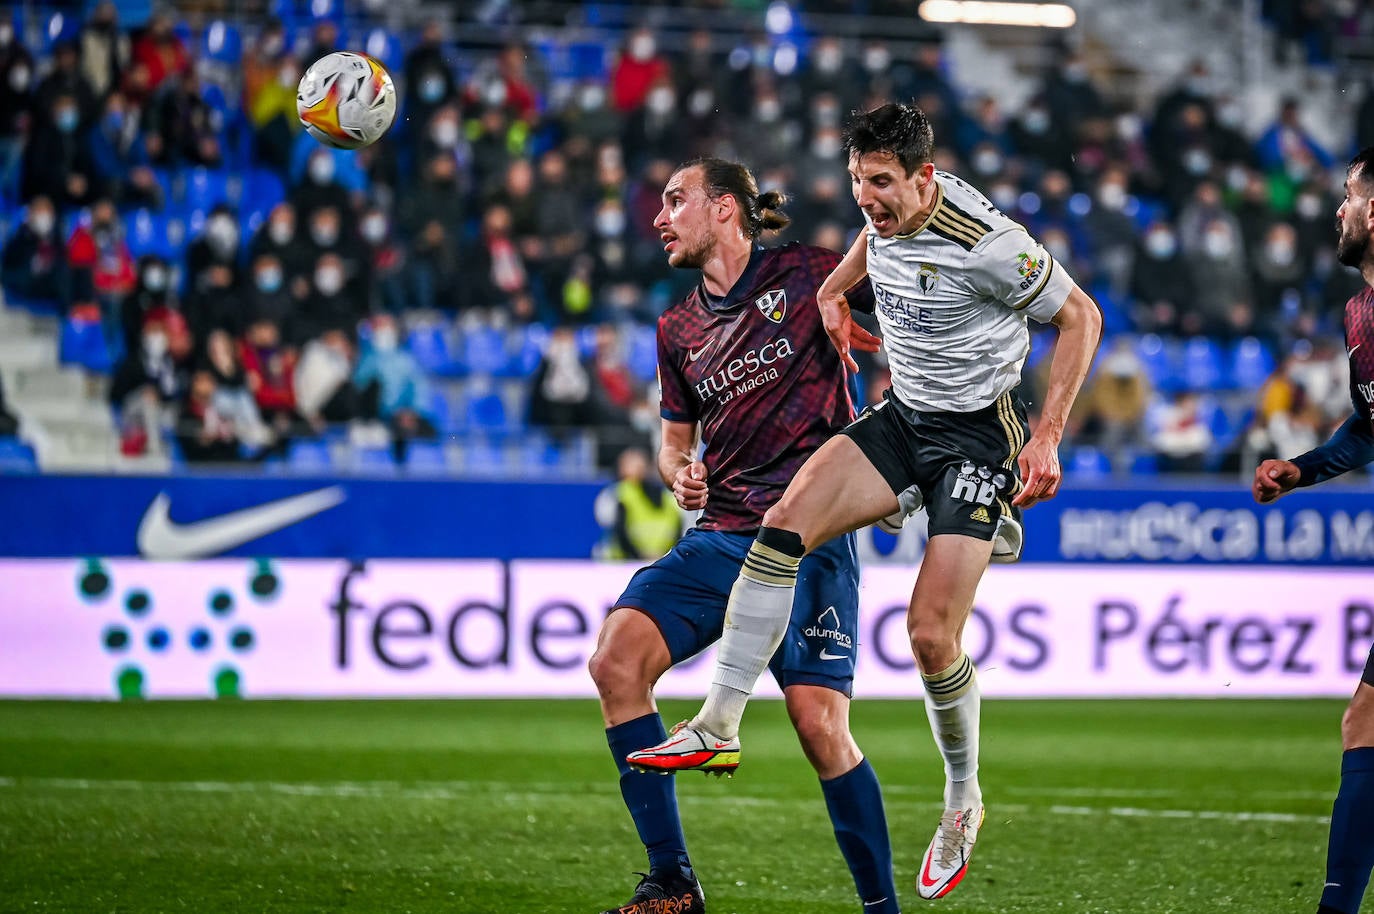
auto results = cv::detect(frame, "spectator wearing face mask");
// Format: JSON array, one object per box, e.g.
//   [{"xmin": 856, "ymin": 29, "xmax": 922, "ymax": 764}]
[
  {"xmin": 186, "ymin": 263, "xmax": 243, "ymax": 344},
  {"xmin": 801, "ymin": 36, "xmax": 862, "ymax": 115},
  {"xmin": 1255, "ymin": 97, "xmax": 1334, "ymax": 177},
  {"xmin": 80, "ymin": 2, "xmax": 130, "ymax": 100},
  {"xmin": 186, "ymin": 206, "xmax": 241, "ymax": 292},
  {"xmin": 559, "ymin": 81, "xmax": 621, "ymax": 154},
  {"xmin": 358, "ymin": 205, "xmax": 406, "ymax": 314},
  {"xmin": 462, "ymin": 43, "xmax": 539, "ymax": 124},
  {"xmin": 131, "ymin": 11, "xmax": 190, "ymax": 95},
  {"xmin": 529, "ymin": 324, "xmax": 597, "ymax": 438},
  {"xmin": 0, "ymin": 22, "xmax": 35, "ymax": 201},
  {"xmin": 298, "ymin": 252, "xmax": 362, "ymax": 341},
  {"xmin": 294, "ymin": 328, "xmax": 360, "ymax": 432},
  {"xmin": 302, "ymin": 205, "xmax": 368, "ymax": 301},
  {"xmin": 34, "ymin": 41, "xmax": 97, "ymax": 131},
  {"xmin": 1130, "ymin": 220, "xmax": 1196, "ymax": 337},
  {"xmin": 66, "ymin": 198, "xmax": 136, "ymax": 322},
  {"xmin": 1, "ymin": 196, "xmax": 68, "ymax": 307},
  {"xmin": 251, "ymin": 202, "xmax": 313, "ymax": 300},
  {"xmin": 176, "ymin": 369, "xmax": 243, "ymax": 463},
  {"xmin": 1082, "ymin": 166, "xmax": 1140, "ymax": 300},
  {"xmin": 352, "ymin": 314, "xmax": 436, "ymax": 461},
  {"xmin": 1008, "ymin": 92, "xmax": 1073, "ymax": 174},
  {"xmin": 88, "ymin": 92, "xmax": 162, "ymax": 210},
  {"xmin": 611, "ymin": 27, "xmax": 668, "ymax": 114},
  {"xmin": 120, "ymin": 255, "xmax": 176, "ymax": 355},
  {"xmin": 22, "ymin": 93, "xmax": 98, "ymax": 208},
  {"xmin": 404, "ymin": 20, "xmax": 457, "ymax": 136},
  {"xmin": 288, "ymin": 136, "xmax": 368, "ymax": 200},
  {"xmin": 108, "ymin": 315, "xmax": 186, "ymax": 457},
  {"xmin": 289, "ymin": 148, "xmax": 353, "ymax": 223},
  {"xmin": 1250, "ymin": 221, "xmax": 1308, "ymax": 343},
  {"xmin": 465, "ymin": 204, "xmax": 528, "ymax": 317},
  {"xmin": 402, "ymin": 171, "xmax": 461, "ymax": 313},
  {"xmin": 1185, "ymin": 216, "xmax": 1253, "ymax": 337},
  {"xmin": 201, "ymin": 328, "xmax": 273, "ymax": 450},
  {"xmin": 143, "ymin": 69, "xmax": 223, "ymax": 168},
  {"xmin": 247, "ymin": 253, "xmax": 295, "ymax": 336},
  {"xmin": 620, "ymin": 76, "xmax": 688, "ymax": 170},
  {"xmin": 239, "ymin": 317, "xmax": 299, "ymax": 439}
]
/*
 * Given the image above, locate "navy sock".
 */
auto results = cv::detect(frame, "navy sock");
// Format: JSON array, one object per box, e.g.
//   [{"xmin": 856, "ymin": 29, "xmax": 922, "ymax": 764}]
[
  {"xmin": 1321, "ymin": 747, "xmax": 1374, "ymax": 914},
  {"xmin": 606, "ymin": 714, "xmax": 692, "ymax": 877},
  {"xmin": 821, "ymin": 758, "xmax": 899, "ymax": 913}
]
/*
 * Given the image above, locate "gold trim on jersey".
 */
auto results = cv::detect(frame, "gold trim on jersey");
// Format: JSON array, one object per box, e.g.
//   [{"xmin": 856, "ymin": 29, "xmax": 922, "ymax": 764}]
[
  {"xmin": 993, "ymin": 391, "xmax": 1026, "ymax": 507},
  {"xmin": 895, "ymin": 183, "xmax": 945, "ymax": 239},
  {"xmin": 1010, "ymin": 256, "xmax": 1057, "ymax": 311}
]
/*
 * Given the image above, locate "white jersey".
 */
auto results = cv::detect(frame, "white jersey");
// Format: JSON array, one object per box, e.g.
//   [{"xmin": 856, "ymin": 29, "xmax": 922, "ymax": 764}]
[{"xmin": 865, "ymin": 170, "xmax": 1074, "ymax": 412}]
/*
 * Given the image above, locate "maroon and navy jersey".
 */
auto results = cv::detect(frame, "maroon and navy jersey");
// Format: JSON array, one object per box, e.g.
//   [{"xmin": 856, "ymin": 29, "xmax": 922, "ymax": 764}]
[
  {"xmin": 657, "ymin": 243, "xmax": 872, "ymax": 532},
  {"xmin": 1346, "ymin": 287, "xmax": 1374, "ymax": 433}
]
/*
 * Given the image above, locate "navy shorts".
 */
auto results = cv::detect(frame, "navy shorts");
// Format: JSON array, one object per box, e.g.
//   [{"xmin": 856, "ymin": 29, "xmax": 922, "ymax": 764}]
[
  {"xmin": 1364, "ymin": 641, "xmax": 1374, "ymax": 688},
  {"xmin": 614, "ymin": 527, "xmax": 861, "ymax": 695}
]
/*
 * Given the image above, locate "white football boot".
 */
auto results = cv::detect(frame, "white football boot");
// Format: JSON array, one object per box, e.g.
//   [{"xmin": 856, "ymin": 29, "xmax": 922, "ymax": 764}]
[{"xmin": 916, "ymin": 805, "xmax": 984, "ymax": 900}]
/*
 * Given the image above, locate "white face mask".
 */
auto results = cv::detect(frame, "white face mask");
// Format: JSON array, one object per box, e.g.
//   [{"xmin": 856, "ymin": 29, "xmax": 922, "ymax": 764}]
[
  {"xmin": 143, "ymin": 332, "xmax": 169, "ymax": 359},
  {"xmin": 989, "ymin": 184, "xmax": 1017, "ymax": 212},
  {"xmin": 9, "ymin": 65, "xmax": 30, "ymax": 92},
  {"xmin": 269, "ymin": 220, "xmax": 292, "ymax": 244},
  {"xmin": 315, "ymin": 267, "xmax": 344, "ymax": 296},
  {"xmin": 30, "ymin": 212, "xmax": 54, "ymax": 236},
  {"xmin": 431, "ymin": 120, "xmax": 460, "ymax": 148},
  {"xmin": 687, "ymin": 89, "xmax": 713, "ymax": 117},
  {"xmin": 863, "ymin": 47, "xmax": 890, "ymax": 72},
  {"xmin": 1097, "ymin": 183, "xmax": 1126, "ymax": 211},
  {"xmin": 143, "ymin": 265, "xmax": 168, "ymax": 292},
  {"xmin": 206, "ymin": 217, "xmax": 238, "ymax": 251},
  {"xmin": 1183, "ymin": 147, "xmax": 1212, "ymax": 175},
  {"xmin": 646, "ymin": 87, "xmax": 675, "ymax": 115},
  {"xmin": 361, "ymin": 215, "xmax": 386, "ymax": 243},
  {"xmin": 308, "ymin": 155, "xmax": 335, "ymax": 185},
  {"xmin": 595, "ymin": 208, "xmax": 626, "ymax": 237},
  {"xmin": 1266, "ymin": 240, "xmax": 1296, "ymax": 266},
  {"xmin": 1023, "ymin": 110, "xmax": 1050, "ymax": 135},
  {"xmin": 311, "ymin": 223, "xmax": 339, "ymax": 247},
  {"xmin": 579, "ymin": 85, "xmax": 606, "ymax": 111},
  {"xmin": 373, "ymin": 327, "xmax": 398, "ymax": 351},
  {"xmin": 972, "ymin": 149, "xmax": 1002, "ymax": 175},
  {"xmin": 1296, "ymin": 194, "xmax": 1322, "ymax": 219},
  {"xmin": 1203, "ymin": 230, "xmax": 1234, "ymax": 259},
  {"xmin": 1146, "ymin": 231, "xmax": 1177, "ymax": 259},
  {"xmin": 812, "ymin": 136, "xmax": 841, "ymax": 159},
  {"xmin": 815, "ymin": 47, "xmax": 842, "ymax": 73},
  {"xmin": 756, "ymin": 99, "xmax": 781, "ymax": 122},
  {"xmin": 629, "ymin": 35, "xmax": 656, "ymax": 61}
]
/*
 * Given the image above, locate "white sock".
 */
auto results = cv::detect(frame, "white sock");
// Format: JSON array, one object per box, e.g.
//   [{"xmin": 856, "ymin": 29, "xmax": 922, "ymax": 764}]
[
  {"xmin": 694, "ymin": 539, "xmax": 801, "ymax": 739},
  {"xmin": 922, "ymin": 653, "xmax": 982, "ymax": 811}
]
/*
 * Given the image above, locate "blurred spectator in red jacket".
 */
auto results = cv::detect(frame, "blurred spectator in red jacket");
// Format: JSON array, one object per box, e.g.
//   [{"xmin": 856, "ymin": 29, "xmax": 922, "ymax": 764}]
[
  {"xmin": 131, "ymin": 11, "xmax": 190, "ymax": 95},
  {"xmin": 611, "ymin": 27, "xmax": 668, "ymax": 113},
  {"xmin": 67, "ymin": 198, "xmax": 136, "ymax": 319}
]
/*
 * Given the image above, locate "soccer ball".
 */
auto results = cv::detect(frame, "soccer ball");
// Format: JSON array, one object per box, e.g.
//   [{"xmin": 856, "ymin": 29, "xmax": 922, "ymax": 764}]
[{"xmin": 297, "ymin": 51, "xmax": 397, "ymax": 150}]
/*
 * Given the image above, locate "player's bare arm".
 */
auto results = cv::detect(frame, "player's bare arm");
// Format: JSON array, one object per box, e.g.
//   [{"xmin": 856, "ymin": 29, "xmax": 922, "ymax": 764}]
[
  {"xmin": 1014, "ymin": 283, "xmax": 1103, "ymax": 508},
  {"xmin": 660, "ymin": 419, "xmax": 708, "ymax": 511},
  {"xmin": 817, "ymin": 226, "xmax": 881, "ymax": 373}
]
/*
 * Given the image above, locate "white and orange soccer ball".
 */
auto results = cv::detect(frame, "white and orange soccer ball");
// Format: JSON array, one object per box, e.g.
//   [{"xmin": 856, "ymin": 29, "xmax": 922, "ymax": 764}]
[{"xmin": 297, "ymin": 51, "xmax": 397, "ymax": 150}]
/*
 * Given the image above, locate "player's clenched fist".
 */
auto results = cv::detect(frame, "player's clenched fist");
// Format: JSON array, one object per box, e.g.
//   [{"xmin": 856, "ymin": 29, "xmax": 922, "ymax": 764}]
[
  {"xmin": 1251, "ymin": 459, "xmax": 1302, "ymax": 504},
  {"xmin": 673, "ymin": 461, "xmax": 709, "ymax": 511}
]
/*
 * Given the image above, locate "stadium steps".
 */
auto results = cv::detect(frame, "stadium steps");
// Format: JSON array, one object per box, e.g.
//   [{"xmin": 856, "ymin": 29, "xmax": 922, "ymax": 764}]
[
  {"xmin": 5, "ymin": 366, "xmax": 89, "ymax": 403},
  {"xmin": 0, "ymin": 336, "xmax": 58, "ymax": 372}
]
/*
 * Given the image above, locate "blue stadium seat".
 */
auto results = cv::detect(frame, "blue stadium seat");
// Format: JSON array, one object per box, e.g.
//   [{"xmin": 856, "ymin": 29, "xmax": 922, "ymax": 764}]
[
  {"xmin": 407, "ymin": 323, "xmax": 460, "ymax": 376},
  {"xmin": 1066, "ymin": 445, "xmax": 1112, "ymax": 478},
  {"xmin": 0, "ymin": 437, "xmax": 38, "ymax": 474},
  {"xmin": 1181, "ymin": 336, "xmax": 1225, "ymax": 391},
  {"xmin": 505, "ymin": 325, "xmax": 548, "ymax": 378},
  {"xmin": 241, "ymin": 168, "xmax": 286, "ymax": 215},
  {"xmin": 1229, "ymin": 336, "xmax": 1276, "ymax": 390},
  {"xmin": 403, "ymin": 439, "xmax": 448, "ymax": 474},
  {"xmin": 1134, "ymin": 333, "xmax": 1183, "ymax": 394},
  {"xmin": 181, "ymin": 167, "xmax": 231, "ymax": 213},
  {"xmin": 462, "ymin": 325, "xmax": 507, "ymax": 378},
  {"xmin": 519, "ymin": 432, "xmax": 566, "ymax": 474},
  {"xmin": 349, "ymin": 444, "xmax": 399, "ymax": 475},
  {"xmin": 59, "ymin": 317, "xmax": 114, "ymax": 374},
  {"xmin": 627, "ymin": 324, "xmax": 658, "ymax": 382},
  {"xmin": 286, "ymin": 437, "xmax": 333, "ymax": 471},
  {"xmin": 568, "ymin": 41, "xmax": 609, "ymax": 80},
  {"xmin": 459, "ymin": 434, "xmax": 508, "ymax": 476},
  {"xmin": 463, "ymin": 380, "xmax": 509, "ymax": 432},
  {"xmin": 201, "ymin": 20, "xmax": 241, "ymax": 63},
  {"xmin": 124, "ymin": 209, "xmax": 187, "ymax": 261},
  {"xmin": 358, "ymin": 28, "xmax": 403, "ymax": 72}
]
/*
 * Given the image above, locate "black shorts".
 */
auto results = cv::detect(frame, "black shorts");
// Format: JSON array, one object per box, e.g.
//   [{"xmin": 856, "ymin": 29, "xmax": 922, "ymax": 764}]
[{"xmin": 840, "ymin": 387, "xmax": 1027, "ymax": 540}]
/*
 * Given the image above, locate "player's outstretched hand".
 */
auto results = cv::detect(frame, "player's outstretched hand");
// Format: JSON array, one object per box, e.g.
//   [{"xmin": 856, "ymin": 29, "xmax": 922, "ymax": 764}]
[
  {"xmin": 819, "ymin": 291, "xmax": 881, "ymax": 374},
  {"xmin": 673, "ymin": 461, "xmax": 709, "ymax": 511},
  {"xmin": 1252, "ymin": 459, "xmax": 1301, "ymax": 504},
  {"xmin": 1012, "ymin": 433, "xmax": 1063, "ymax": 508}
]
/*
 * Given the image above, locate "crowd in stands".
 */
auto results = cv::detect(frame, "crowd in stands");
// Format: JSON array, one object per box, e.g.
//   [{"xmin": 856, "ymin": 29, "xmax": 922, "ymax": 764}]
[{"xmin": 0, "ymin": 0, "xmax": 1368, "ymax": 478}]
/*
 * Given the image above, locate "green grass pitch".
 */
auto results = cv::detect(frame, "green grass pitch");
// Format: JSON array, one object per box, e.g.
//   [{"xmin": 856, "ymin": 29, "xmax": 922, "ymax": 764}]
[{"xmin": 0, "ymin": 698, "xmax": 1346, "ymax": 913}]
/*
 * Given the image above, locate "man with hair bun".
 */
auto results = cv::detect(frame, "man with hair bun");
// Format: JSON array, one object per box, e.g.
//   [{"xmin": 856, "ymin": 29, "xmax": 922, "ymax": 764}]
[{"xmin": 589, "ymin": 156, "xmax": 901, "ymax": 914}]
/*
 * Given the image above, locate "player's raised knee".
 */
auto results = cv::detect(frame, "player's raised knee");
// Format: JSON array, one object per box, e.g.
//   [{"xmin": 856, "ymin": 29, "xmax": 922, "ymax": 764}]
[{"xmin": 908, "ymin": 623, "xmax": 960, "ymax": 674}]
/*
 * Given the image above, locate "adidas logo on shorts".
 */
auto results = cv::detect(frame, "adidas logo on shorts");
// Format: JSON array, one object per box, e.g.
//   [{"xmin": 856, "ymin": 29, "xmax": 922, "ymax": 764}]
[{"xmin": 970, "ymin": 506, "xmax": 991, "ymax": 524}]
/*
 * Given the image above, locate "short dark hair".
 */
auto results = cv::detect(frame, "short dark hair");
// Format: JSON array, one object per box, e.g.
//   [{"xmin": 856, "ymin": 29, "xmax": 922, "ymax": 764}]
[
  {"xmin": 676, "ymin": 156, "xmax": 790, "ymax": 239},
  {"xmin": 1350, "ymin": 146, "xmax": 1374, "ymax": 191},
  {"xmin": 842, "ymin": 103, "xmax": 935, "ymax": 176}
]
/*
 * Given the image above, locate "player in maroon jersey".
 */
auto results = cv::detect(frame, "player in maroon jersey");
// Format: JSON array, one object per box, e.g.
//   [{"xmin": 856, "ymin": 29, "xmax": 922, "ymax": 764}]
[
  {"xmin": 587, "ymin": 158, "xmax": 901, "ymax": 914},
  {"xmin": 1253, "ymin": 146, "xmax": 1374, "ymax": 914}
]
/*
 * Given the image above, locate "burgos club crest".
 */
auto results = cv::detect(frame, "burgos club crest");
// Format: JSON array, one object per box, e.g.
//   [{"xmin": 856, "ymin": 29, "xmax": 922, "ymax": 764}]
[{"xmin": 755, "ymin": 289, "xmax": 787, "ymax": 323}]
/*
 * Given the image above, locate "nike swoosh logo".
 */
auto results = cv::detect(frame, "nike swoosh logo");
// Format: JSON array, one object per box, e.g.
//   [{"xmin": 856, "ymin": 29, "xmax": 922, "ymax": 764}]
[
  {"xmin": 819, "ymin": 649, "xmax": 849, "ymax": 661},
  {"xmin": 863, "ymin": 900, "xmax": 889, "ymax": 907},
  {"xmin": 712, "ymin": 740, "xmax": 732, "ymax": 749},
  {"xmin": 688, "ymin": 342, "xmax": 714, "ymax": 361},
  {"xmin": 920, "ymin": 855, "xmax": 941, "ymax": 888},
  {"xmin": 137, "ymin": 486, "xmax": 346, "ymax": 559}
]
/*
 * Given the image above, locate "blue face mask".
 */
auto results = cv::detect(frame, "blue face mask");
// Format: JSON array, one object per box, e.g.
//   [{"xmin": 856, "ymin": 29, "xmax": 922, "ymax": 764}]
[
  {"xmin": 103, "ymin": 112, "xmax": 124, "ymax": 133},
  {"xmin": 255, "ymin": 269, "xmax": 283, "ymax": 293},
  {"xmin": 55, "ymin": 108, "xmax": 80, "ymax": 133}
]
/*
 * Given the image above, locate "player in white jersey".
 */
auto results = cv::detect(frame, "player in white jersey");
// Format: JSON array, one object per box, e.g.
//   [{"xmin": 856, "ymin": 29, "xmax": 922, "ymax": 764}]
[{"xmin": 628, "ymin": 102, "xmax": 1103, "ymax": 900}]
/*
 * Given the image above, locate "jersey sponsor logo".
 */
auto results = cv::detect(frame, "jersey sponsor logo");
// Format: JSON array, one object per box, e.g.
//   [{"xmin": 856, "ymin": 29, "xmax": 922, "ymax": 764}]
[
  {"xmin": 1015, "ymin": 250, "xmax": 1045, "ymax": 290},
  {"xmin": 692, "ymin": 337, "xmax": 795, "ymax": 402},
  {"xmin": 1357, "ymin": 379, "xmax": 1374, "ymax": 406},
  {"xmin": 755, "ymin": 288, "xmax": 787, "ymax": 323},
  {"xmin": 873, "ymin": 282, "xmax": 933, "ymax": 333},
  {"xmin": 804, "ymin": 605, "xmax": 853, "ymax": 656},
  {"xmin": 688, "ymin": 340, "xmax": 715, "ymax": 362},
  {"xmin": 917, "ymin": 263, "xmax": 940, "ymax": 295}
]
